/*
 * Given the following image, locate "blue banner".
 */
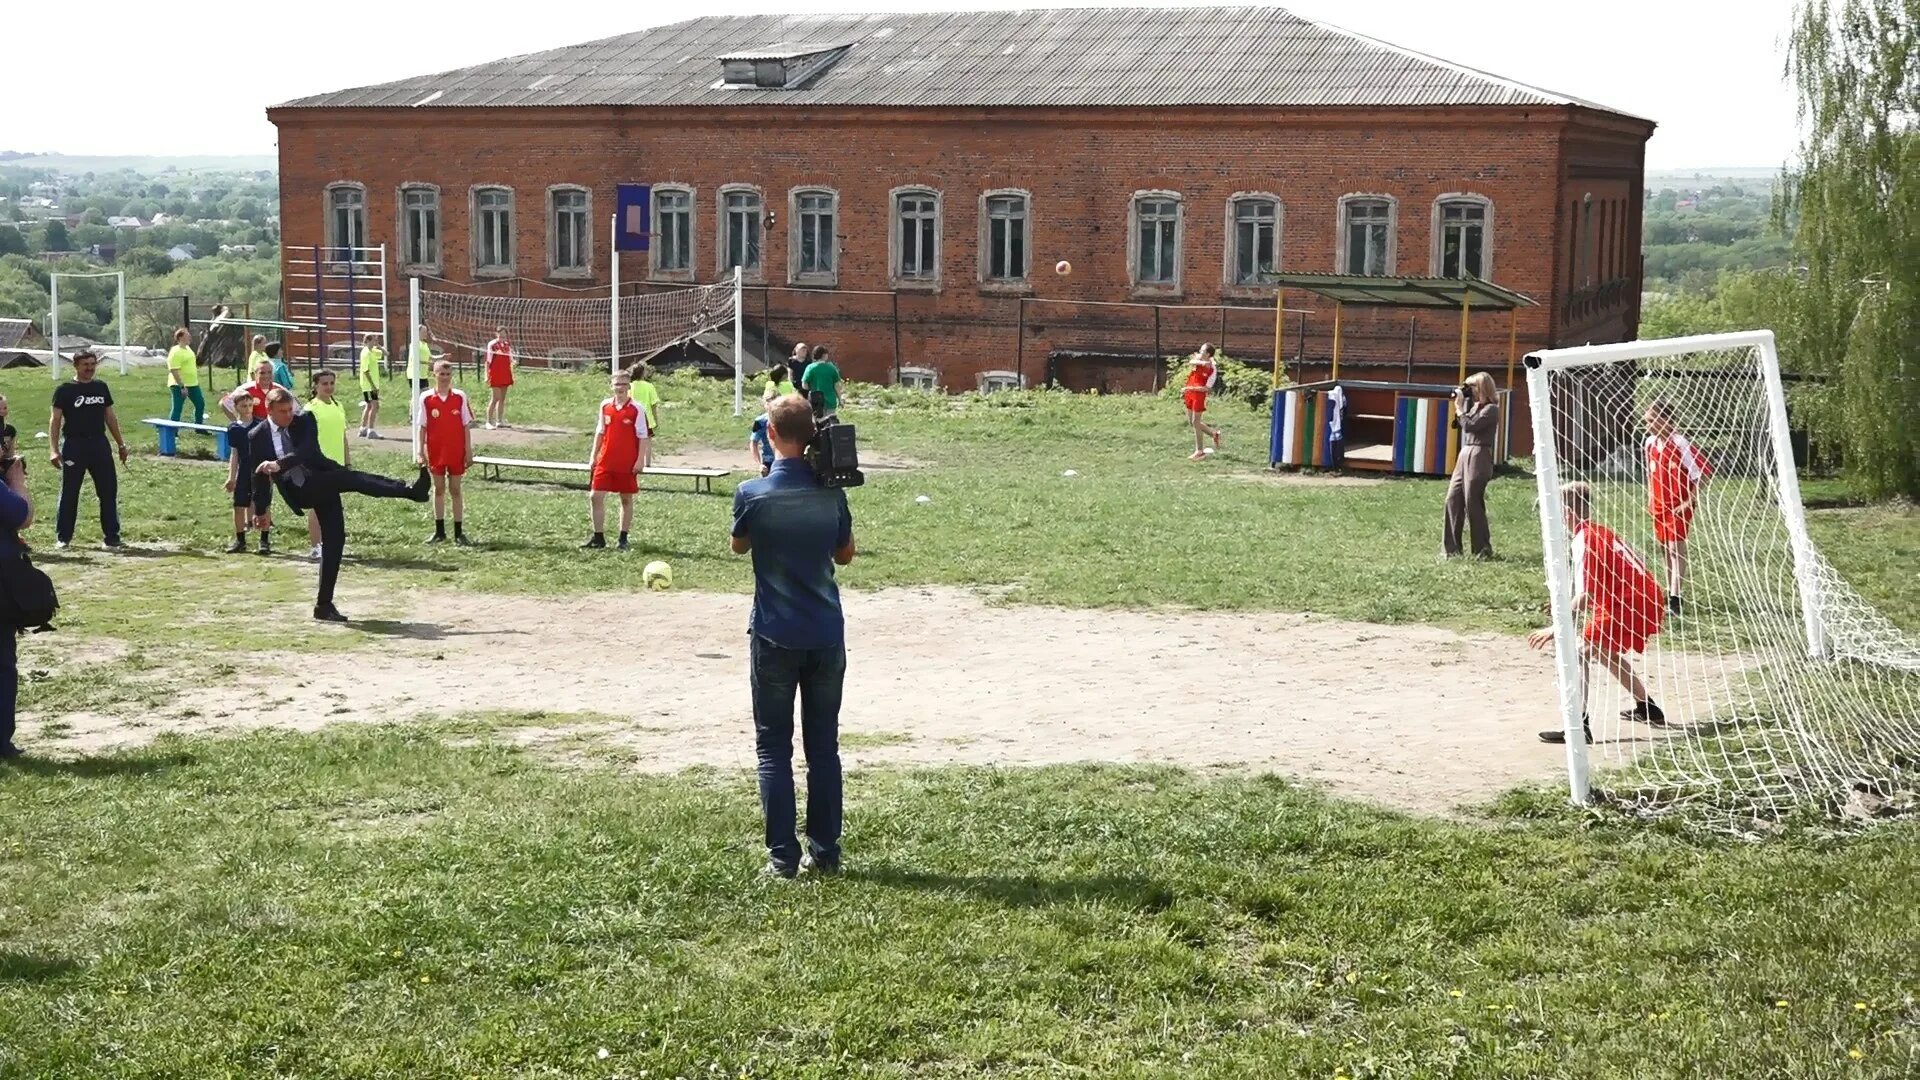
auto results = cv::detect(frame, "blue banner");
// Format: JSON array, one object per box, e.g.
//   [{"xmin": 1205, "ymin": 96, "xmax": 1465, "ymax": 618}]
[{"xmin": 615, "ymin": 184, "xmax": 651, "ymax": 252}]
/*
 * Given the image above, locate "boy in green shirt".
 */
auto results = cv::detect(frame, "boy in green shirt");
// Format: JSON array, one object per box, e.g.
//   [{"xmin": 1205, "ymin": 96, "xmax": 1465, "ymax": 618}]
[
  {"xmin": 165, "ymin": 327, "xmax": 205, "ymax": 423},
  {"xmin": 800, "ymin": 346, "xmax": 841, "ymax": 411},
  {"xmin": 357, "ymin": 332, "xmax": 385, "ymax": 438},
  {"xmin": 631, "ymin": 363, "xmax": 661, "ymax": 468}
]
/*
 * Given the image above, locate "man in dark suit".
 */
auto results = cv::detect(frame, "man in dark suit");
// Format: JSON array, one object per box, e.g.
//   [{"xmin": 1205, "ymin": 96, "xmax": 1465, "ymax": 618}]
[{"xmin": 250, "ymin": 387, "xmax": 430, "ymax": 621}]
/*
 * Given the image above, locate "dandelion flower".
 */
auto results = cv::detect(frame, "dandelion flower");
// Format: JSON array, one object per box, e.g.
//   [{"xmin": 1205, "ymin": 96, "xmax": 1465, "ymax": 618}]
[
  {"xmin": 1850, "ymin": 1049, "xmax": 1863, "ymax": 1060},
  {"xmin": 1775, "ymin": 999, "xmax": 1789, "ymax": 1008},
  {"xmin": 1450, "ymin": 989, "xmax": 1464, "ymax": 998},
  {"xmin": 1345, "ymin": 971, "xmax": 1358, "ymax": 985},
  {"xmin": 1855, "ymin": 1002, "xmax": 1869, "ymax": 1012},
  {"xmin": 419, "ymin": 975, "xmax": 431, "ymax": 983}
]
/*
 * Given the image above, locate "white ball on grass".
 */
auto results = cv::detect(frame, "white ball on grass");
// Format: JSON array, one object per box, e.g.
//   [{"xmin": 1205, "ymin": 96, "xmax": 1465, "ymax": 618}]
[{"xmin": 642, "ymin": 560, "xmax": 673, "ymax": 590}]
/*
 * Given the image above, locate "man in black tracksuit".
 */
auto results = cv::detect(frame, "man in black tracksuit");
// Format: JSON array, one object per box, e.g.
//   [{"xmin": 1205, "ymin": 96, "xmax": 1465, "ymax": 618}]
[{"xmin": 47, "ymin": 350, "xmax": 129, "ymax": 549}]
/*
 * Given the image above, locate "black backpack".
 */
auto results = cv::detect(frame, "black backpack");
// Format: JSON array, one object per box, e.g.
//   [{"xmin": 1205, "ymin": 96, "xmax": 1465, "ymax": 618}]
[{"xmin": 0, "ymin": 533, "xmax": 57, "ymax": 631}]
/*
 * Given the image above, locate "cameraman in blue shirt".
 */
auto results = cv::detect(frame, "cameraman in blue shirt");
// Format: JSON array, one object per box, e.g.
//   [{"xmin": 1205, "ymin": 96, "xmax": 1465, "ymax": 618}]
[{"xmin": 730, "ymin": 394, "xmax": 856, "ymax": 878}]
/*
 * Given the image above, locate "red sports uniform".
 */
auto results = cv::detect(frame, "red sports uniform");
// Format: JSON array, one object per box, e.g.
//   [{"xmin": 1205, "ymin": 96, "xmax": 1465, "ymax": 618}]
[
  {"xmin": 1645, "ymin": 433, "xmax": 1712, "ymax": 543},
  {"xmin": 238, "ymin": 382, "xmax": 268, "ymax": 420},
  {"xmin": 485, "ymin": 337, "xmax": 514, "ymax": 389},
  {"xmin": 590, "ymin": 397, "xmax": 646, "ymax": 494},
  {"xmin": 416, "ymin": 387, "xmax": 473, "ymax": 476},
  {"xmin": 1575, "ymin": 521, "xmax": 1665, "ymax": 655},
  {"xmin": 1183, "ymin": 360, "xmax": 1216, "ymax": 414}
]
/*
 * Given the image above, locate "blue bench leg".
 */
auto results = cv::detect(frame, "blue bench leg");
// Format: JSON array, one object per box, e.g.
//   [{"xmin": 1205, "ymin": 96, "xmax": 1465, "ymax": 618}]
[
  {"xmin": 156, "ymin": 427, "xmax": 179, "ymax": 456},
  {"xmin": 215, "ymin": 431, "xmax": 231, "ymax": 462}
]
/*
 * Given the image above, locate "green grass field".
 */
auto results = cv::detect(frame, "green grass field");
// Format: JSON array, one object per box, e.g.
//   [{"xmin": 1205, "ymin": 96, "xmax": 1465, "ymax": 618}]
[{"xmin": 1, "ymin": 365, "xmax": 1916, "ymax": 1077}]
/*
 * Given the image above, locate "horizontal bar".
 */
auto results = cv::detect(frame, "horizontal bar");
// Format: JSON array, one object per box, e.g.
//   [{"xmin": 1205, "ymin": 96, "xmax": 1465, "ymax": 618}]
[{"xmin": 1526, "ymin": 330, "xmax": 1775, "ymax": 372}]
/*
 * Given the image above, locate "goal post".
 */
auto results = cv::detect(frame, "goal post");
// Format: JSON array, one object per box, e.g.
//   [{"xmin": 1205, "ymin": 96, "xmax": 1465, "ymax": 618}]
[
  {"xmin": 48, "ymin": 270, "xmax": 129, "ymax": 380},
  {"xmin": 1525, "ymin": 330, "xmax": 1920, "ymax": 823}
]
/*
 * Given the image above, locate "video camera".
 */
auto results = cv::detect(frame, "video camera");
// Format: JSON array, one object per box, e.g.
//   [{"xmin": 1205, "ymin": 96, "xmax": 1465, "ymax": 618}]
[{"xmin": 805, "ymin": 391, "xmax": 864, "ymax": 489}]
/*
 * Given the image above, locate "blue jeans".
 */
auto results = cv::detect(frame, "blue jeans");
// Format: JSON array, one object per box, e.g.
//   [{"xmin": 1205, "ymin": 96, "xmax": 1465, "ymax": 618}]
[{"xmin": 750, "ymin": 635, "xmax": 845, "ymax": 870}]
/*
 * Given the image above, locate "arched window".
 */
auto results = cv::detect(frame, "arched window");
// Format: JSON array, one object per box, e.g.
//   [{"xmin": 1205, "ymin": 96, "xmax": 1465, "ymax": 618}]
[
  {"xmin": 324, "ymin": 182, "xmax": 366, "ymax": 259},
  {"xmin": 398, "ymin": 184, "xmax": 440, "ymax": 271},
  {"xmin": 719, "ymin": 184, "xmax": 763, "ymax": 277},
  {"xmin": 891, "ymin": 187, "xmax": 941, "ymax": 285},
  {"xmin": 788, "ymin": 188, "xmax": 838, "ymax": 285},
  {"xmin": 1338, "ymin": 194, "xmax": 1397, "ymax": 276},
  {"xmin": 980, "ymin": 189, "xmax": 1030, "ymax": 285},
  {"xmin": 1433, "ymin": 195, "xmax": 1492, "ymax": 279},
  {"xmin": 1130, "ymin": 190, "xmax": 1184, "ymax": 291},
  {"xmin": 547, "ymin": 185, "xmax": 592, "ymax": 277},
  {"xmin": 652, "ymin": 184, "xmax": 694, "ymax": 277},
  {"xmin": 1225, "ymin": 193, "xmax": 1282, "ymax": 286}
]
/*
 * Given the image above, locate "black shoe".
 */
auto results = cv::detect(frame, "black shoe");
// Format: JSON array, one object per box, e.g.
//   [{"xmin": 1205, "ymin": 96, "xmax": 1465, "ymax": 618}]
[
  {"xmin": 1622, "ymin": 699, "xmax": 1668, "ymax": 727},
  {"xmin": 762, "ymin": 859, "xmax": 798, "ymax": 880},
  {"xmin": 409, "ymin": 468, "xmax": 431, "ymax": 502},
  {"xmin": 257, "ymin": 539, "xmax": 273, "ymax": 556},
  {"xmin": 453, "ymin": 533, "xmax": 473, "ymax": 547},
  {"xmin": 102, "ymin": 537, "xmax": 122, "ymax": 549},
  {"xmin": 425, "ymin": 533, "xmax": 446, "ymax": 545},
  {"xmin": 1668, "ymin": 594, "xmax": 1683, "ymax": 615},
  {"xmin": 0, "ymin": 742, "xmax": 22, "ymax": 760},
  {"xmin": 1539, "ymin": 716, "xmax": 1594, "ymax": 744},
  {"xmin": 582, "ymin": 534, "xmax": 606, "ymax": 549},
  {"xmin": 225, "ymin": 537, "xmax": 247, "ymax": 554},
  {"xmin": 313, "ymin": 604, "xmax": 349, "ymax": 623},
  {"xmin": 616, "ymin": 537, "xmax": 630, "ymax": 552},
  {"xmin": 800, "ymin": 852, "xmax": 841, "ymax": 877}
]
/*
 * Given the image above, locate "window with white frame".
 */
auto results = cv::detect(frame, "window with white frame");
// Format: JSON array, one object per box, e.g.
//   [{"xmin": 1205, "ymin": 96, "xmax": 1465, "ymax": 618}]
[
  {"xmin": 894, "ymin": 189, "xmax": 939, "ymax": 282},
  {"xmin": 654, "ymin": 187, "xmax": 692, "ymax": 274},
  {"xmin": 550, "ymin": 187, "xmax": 590, "ymax": 273},
  {"xmin": 473, "ymin": 187, "xmax": 513, "ymax": 273},
  {"xmin": 326, "ymin": 184, "xmax": 365, "ymax": 257},
  {"xmin": 1229, "ymin": 196, "xmax": 1278, "ymax": 285},
  {"xmin": 983, "ymin": 192, "xmax": 1028, "ymax": 284},
  {"xmin": 1340, "ymin": 197, "xmax": 1394, "ymax": 276},
  {"xmin": 1133, "ymin": 194, "xmax": 1181, "ymax": 287},
  {"xmin": 977, "ymin": 370, "xmax": 1023, "ymax": 394},
  {"xmin": 400, "ymin": 186, "xmax": 439, "ymax": 269},
  {"xmin": 1437, "ymin": 197, "xmax": 1489, "ymax": 279},
  {"xmin": 792, "ymin": 189, "xmax": 836, "ymax": 281},
  {"xmin": 722, "ymin": 187, "xmax": 762, "ymax": 274},
  {"xmin": 898, "ymin": 365, "xmax": 938, "ymax": 390}
]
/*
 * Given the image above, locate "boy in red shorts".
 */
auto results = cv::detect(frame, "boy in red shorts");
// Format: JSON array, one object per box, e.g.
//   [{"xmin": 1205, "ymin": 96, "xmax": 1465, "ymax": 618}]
[
  {"xmin": 484, "ymin": 326, "xmax": 514, "ymax": 430},
  {"xmin": 1528, "ymin": 481, "xmax": 1667, "ymax": 744},
  {"xmin": 1182, "ymin": 342, "xmax": 1223, "ymax": 460},
  {"xmin": 1644, "ymin": 399, "xmax": 1711, "ymax": 614},
  {"xmin": 415, "ymin": 360, "xmax": 474, "ymax": 545},
  {"xmin": 582, "ymin": 368, "xmax": 646, "ymax": 551}
]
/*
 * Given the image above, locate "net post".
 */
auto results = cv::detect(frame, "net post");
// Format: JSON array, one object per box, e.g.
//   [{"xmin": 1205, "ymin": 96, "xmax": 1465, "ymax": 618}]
[
  {"xmin": 48, "ymin": 275, "xmax": 59, "ymax": 383},
  {"xmin": 378, "ymin": 244, "xmax": 389, "ymax": 366},
  {"xmin": 116, "ymin": 272, "xmax": 127, "ymax": 375},
  {"xmin": 409, "ymin": 277, "xmax": 422, "ymax": 463},
  {"xmin": 1270, "ymin": 286, "xmax": 1283, "ymax": 388},
  {"xmin": 1756, "ymin": 332, "xmax": 1830, "ymax": 659},
  {"xmin": 1527, "ymin": 359, "xmax": 1592, "ymax": 804},
  {"xmin": 732, "ymin": 266, "xmax": 744, "ymax": 418},
  {"xmin": 609, "ymin": 215, "xmax": 621, "ymax": 376}
]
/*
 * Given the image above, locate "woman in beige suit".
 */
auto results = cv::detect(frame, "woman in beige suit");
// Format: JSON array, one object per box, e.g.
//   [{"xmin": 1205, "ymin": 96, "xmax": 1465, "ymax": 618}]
[{"xmin": 1443, "ymin": 371, "xmax": 1500, "ymax": 558}]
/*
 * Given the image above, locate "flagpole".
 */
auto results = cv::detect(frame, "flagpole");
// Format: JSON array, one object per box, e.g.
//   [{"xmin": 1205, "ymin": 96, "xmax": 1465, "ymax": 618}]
[{"xmin": 609, "ymin": 214, "xmax": 620, "ymax": 376}]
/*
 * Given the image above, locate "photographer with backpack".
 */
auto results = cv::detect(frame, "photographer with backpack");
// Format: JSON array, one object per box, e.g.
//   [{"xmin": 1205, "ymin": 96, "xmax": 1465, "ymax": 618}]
[{"xmin": 0, "ymin": 452, "xmax": 39, "ymax": 759}]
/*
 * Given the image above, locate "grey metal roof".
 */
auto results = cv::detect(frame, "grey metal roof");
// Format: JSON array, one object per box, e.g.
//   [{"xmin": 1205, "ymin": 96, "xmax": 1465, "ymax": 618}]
[{"xmin": 275, "ymin": 7, "xmax": 1640, "ymax": 117}]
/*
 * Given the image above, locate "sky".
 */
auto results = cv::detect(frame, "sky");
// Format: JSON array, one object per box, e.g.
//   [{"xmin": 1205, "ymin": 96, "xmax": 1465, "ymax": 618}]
[{"xmin": 11, "ymin": 0, "xmax": 1800, "ymax": 169}]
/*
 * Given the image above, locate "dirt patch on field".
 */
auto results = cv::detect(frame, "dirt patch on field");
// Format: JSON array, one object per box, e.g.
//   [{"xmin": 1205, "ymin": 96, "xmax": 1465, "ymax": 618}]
[
  {"xmin": 1221, "ymin": 469, "xmax": 1389, "ymax": 489},
  {"xmin": 15, "ymin": 582, "xmax": 1640, "ymax": 815}
]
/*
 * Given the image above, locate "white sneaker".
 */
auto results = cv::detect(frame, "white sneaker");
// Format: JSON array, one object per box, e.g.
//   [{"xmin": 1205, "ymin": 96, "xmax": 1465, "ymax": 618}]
[
  {"xmin": 484, "ymin": 422, "xmax": 497, "ymax": 430},
  {"xmin": 55, "ymin": 540, "xmax": 70, "ymax": 550},
  {"xmin": 309, "ymin": 545, "xmax": 322, "ymax": 562}
]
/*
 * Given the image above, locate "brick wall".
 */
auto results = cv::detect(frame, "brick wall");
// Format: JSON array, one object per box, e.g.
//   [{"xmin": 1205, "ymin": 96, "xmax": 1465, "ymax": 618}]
[{"xmin": 273, "ymin": 103, "xmax": 1653, "ymax": 444}]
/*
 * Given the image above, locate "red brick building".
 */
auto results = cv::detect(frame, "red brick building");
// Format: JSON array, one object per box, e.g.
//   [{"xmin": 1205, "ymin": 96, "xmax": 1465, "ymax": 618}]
[{"xmin": 271, "ymin": 7, "xmax": 1653, "ymax": 408}]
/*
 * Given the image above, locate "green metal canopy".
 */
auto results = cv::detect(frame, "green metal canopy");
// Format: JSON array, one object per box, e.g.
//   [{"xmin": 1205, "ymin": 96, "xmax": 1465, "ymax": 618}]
[{"xmin": 1267, "ymin": 273, "xmax": 1538, "ymax": 310}]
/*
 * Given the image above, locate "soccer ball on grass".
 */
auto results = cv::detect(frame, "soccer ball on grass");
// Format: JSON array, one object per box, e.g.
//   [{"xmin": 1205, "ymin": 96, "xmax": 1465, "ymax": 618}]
[{"xmin": 643, "ymin": 560, "xmax": 673, "ymax": 591}]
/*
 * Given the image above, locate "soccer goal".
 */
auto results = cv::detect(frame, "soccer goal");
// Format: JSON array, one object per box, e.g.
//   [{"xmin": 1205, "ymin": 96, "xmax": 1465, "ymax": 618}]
[
  {"xmin": 411, "ymin": 269, "xmax": 745, "ymax": 414},
  {"xmin": 1527, "ymin": 330, "xmax": 1920, "ymax": 826},
  {"xmin": 48, "ymin": 270, "xmax": 128, "ymax": 379}
]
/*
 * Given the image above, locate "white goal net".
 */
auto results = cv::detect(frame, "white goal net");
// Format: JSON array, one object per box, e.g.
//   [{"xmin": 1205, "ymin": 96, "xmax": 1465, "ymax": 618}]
[
  {"xmin": 419, "ymin": 280, "xmax": 737, "ymax": 372},
  {"xmin": 1528, "ymin": 330, "xmax": 1920, "ymax": 828}
]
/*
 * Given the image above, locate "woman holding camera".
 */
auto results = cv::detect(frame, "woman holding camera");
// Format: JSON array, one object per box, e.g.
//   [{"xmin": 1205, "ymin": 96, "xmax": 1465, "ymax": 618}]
[{"xmin": 1443, "ymin": 371, "xmax": 1500, "ymax": 559}]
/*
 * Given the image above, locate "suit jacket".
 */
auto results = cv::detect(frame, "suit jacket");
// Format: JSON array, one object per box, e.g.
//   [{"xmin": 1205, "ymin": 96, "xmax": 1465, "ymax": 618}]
[{"xmin": 248, "ymin": 413, "xmax": 338, "ymax": 514}]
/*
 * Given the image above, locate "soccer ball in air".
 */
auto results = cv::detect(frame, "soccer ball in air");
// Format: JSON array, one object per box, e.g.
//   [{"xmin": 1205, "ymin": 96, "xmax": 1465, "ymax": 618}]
[
  {"xmin": 1055, "ymin": 260, "xmax": 1072, "ymax": 276},
  {"xmin": 643, "ymin": 560, "xmax": 673, "ymax": 591}
]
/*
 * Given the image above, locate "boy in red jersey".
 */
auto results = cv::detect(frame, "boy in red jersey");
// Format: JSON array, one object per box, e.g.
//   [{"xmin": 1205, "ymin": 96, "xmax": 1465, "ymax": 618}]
[
  {"xmin": 1182, "ymin": 342, "xmax": 1224, "ymax": 460},
  {"xmin": 1528, "ymin": 481, "xmax": 1668, "ymax": 744},
  {"xmin": 415, "ymin": 360, "xmax": 474, "ymax": 545},
  {"xmin": 1643, "ymin": 399, "xmax": 1712, "ymax": 614},
  {"xmin": 582, "ymin": 368, "xmax": 646, "ymax": 551},
  {"xmin": 483, "ymin": 326, "xmax": 514, "ymax": 430}
]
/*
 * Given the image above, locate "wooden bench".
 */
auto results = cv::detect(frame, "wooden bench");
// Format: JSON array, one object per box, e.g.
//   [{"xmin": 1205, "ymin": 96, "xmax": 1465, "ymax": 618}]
[
  {"xmin": 473, "ymin": 455, "xmax": 729, "ymax": 493},
  {"xmin": 143, "ymin": 418, "xmax": 232, "ymax": 461}
]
